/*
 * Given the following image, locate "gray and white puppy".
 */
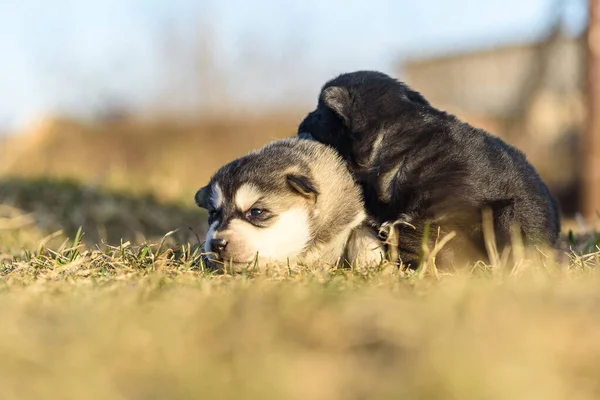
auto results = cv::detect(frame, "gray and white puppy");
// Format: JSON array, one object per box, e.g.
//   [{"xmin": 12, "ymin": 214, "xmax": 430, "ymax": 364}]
[{"xmin": 194, "ymin": 137, "xmax": 384, "ymax": 271}]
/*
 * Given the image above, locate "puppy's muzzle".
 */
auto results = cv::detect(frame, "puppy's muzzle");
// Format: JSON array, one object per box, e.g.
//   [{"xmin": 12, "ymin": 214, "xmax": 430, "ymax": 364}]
[{"xmin": 210, "ymin": 238, "xmax": 228, "ymax": 254}]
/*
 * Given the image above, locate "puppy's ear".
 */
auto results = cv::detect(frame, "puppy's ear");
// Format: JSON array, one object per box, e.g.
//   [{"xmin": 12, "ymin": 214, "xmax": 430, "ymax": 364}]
[
  {"xmin": 297, "ymin": 131, "xmax": 315, "ymax": 141},
  {"xmin": 287, "ymin": 174, "xmax": 319, "ymax": 203},
  {"xmin": 321, "ymin": 86, "xmax": 352, "ymax": 127},
  {"xmin": 195, "ymin": 185, "xmax": 210, "ymax": 209}
]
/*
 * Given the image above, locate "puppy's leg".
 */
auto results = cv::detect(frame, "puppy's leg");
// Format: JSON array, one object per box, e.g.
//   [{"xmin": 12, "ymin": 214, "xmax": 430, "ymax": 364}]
[{"xmin": 344, "ymin": 224, "xmax": 386, "ymax": 268}]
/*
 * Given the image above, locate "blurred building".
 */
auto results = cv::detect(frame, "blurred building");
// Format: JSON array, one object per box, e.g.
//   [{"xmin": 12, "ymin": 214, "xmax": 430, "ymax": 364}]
[{"xmin": 398, "ymin": 34, "xmax": 586, "ymax": 215}]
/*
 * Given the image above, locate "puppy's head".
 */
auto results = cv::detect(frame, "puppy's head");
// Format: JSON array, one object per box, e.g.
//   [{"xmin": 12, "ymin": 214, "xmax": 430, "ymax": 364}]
[
  {"xmin": 298, "ymin": 70, "xmax": 430, "ymax": 171},
  {"xmin": 195, "ymin": 147, "xmax": 320, "ymax": 271}
]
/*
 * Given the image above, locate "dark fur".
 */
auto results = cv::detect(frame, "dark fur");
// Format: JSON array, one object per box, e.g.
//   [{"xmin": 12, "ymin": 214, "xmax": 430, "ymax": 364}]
[{"xmin": 298, "ymin": 70, "xmax": 560, "ymax": 268}]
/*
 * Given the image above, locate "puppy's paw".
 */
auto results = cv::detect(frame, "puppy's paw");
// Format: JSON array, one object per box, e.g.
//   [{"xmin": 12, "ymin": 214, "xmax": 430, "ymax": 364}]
[
  {"xmin": 345, "ymin": 225, "xmax": 387, "ymax": 268},
  {"xmin": 377, "ymin": 215, "xmax": 418, "ymax": 266}
]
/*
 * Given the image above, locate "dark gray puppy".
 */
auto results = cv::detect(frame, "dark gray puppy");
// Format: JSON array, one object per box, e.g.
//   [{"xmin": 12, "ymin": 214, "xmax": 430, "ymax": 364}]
[{"xmin": 297, "ymin": 70, "xmax": 560, "ymax": 268}]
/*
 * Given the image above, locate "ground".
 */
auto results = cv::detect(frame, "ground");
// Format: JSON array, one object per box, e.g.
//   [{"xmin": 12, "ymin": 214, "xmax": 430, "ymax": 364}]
[
  {"xmin": 1, "ymin": 177, "xmax": 600, "ymax": 399},
  {"xmin": 1, "ymin": 119, "xmax": 600, "ymax": 399}
]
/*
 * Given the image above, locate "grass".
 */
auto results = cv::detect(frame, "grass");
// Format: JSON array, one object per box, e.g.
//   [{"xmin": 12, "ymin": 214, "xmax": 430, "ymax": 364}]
[
  {"xmin": 0, "ymin": 177, "xmax": 207, "ymax": 251},
  {"xmin": 2, "ymin": 117, "xmax": 600, "ymax": 399},
  {"xmin": 2, "ymin": 235, "xmax": 600, "ymax": 399},
  {"xmin": 0, "ymin": 115, "xmax": 300, "ymax": 203},
  {"xmin": 1, "ymin": 179, "xmax": 600, "ymax": 399}
]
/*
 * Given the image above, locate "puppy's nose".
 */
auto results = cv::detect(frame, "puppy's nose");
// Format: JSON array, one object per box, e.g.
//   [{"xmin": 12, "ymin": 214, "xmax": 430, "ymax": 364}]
[{"xmin": 210, "ymin": 238, "xmax": 228, "ymax": 253}]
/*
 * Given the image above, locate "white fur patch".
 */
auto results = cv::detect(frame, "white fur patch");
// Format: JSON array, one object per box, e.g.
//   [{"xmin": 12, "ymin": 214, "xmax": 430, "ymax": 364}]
[
  {"xmin": 210, "ymin": 184, "xmax": 223, "ymax": 209},
  {"xmin": 234, "ymin": 183, "xmax": 262, "ymax": 211},
  {"xmin": 221, "ymin": 207, "xmax": 310, "ymax": 262},
  {"xmin": 345, "ymin": 226, "xmax": 386, "ymax": 267},
  {"xmin": 350, "ymin": 210, "xmax": 366, "ymax": 228}
]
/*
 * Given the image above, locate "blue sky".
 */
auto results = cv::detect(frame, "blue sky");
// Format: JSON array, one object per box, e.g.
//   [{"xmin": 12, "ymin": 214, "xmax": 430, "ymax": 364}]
[{"xmin": 0, "ymin": 0, "xmax": 588, "ymax": 132}]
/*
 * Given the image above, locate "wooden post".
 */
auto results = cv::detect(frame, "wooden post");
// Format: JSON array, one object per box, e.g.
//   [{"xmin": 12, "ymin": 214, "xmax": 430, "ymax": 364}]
[{"xmin": 584, "ymin": 0, "xmax": 600, "ymax": 223}]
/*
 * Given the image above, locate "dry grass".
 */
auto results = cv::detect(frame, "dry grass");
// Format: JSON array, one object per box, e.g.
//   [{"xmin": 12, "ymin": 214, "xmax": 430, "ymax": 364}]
[
  {"xmin": 0, "ymin": 114, "xmax": 301, "ymax": 203},
  {"xmin": 2, "ymin": 116, "xmax": 600, "ymax": 399},
  {"xmin": 0, "ymin": 177, "xmax": 207, "ymax": 248},
  {"xmin": 2, "ymin": 232, "xmax": 600, "ymax": 399},
  {"xmin": 1, "ymin": 179, "xmax": 600, "ymax": 399}
]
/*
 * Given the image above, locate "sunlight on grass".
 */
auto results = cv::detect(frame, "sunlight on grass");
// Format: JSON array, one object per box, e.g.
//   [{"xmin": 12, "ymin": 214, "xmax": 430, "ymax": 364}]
[
  {"xmin": 1, "ymin": 174, "xmax": 599, "ymax": 399},
  {"xmin": 1, "ymin": 218, "xmax": 600, "ymax": 399}
]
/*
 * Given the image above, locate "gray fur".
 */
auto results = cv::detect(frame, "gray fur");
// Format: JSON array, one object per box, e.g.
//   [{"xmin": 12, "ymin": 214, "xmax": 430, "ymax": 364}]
[{"xmin": 195, "ymin": 137, "xmax": 384, "ymax": 271}]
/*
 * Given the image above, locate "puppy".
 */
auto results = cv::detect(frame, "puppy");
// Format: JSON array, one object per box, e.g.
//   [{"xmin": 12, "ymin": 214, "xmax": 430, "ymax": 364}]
[
  {"xmin": 298, "ymin": 70, "xmax": 561, "ymax": 268},
  {"xmin": 194, "ymin": 137, "xmax": 385, "ymax": 272}
]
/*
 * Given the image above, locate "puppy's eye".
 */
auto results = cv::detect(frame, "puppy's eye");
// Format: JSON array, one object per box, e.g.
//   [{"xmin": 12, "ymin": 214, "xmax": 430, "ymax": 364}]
[
  {"xmin": 247, "ymin": 208, "xmax": 264, "ymax": 218},
  {"xmin": 208, "ymin": 209, "xmax": 219, "ymax": 219}
]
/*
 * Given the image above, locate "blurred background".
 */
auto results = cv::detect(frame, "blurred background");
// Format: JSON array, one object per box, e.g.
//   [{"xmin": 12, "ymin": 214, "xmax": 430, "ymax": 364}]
[{"xmin": 0, "ymin": 0, "xmax": 597, "ymax": 247}]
